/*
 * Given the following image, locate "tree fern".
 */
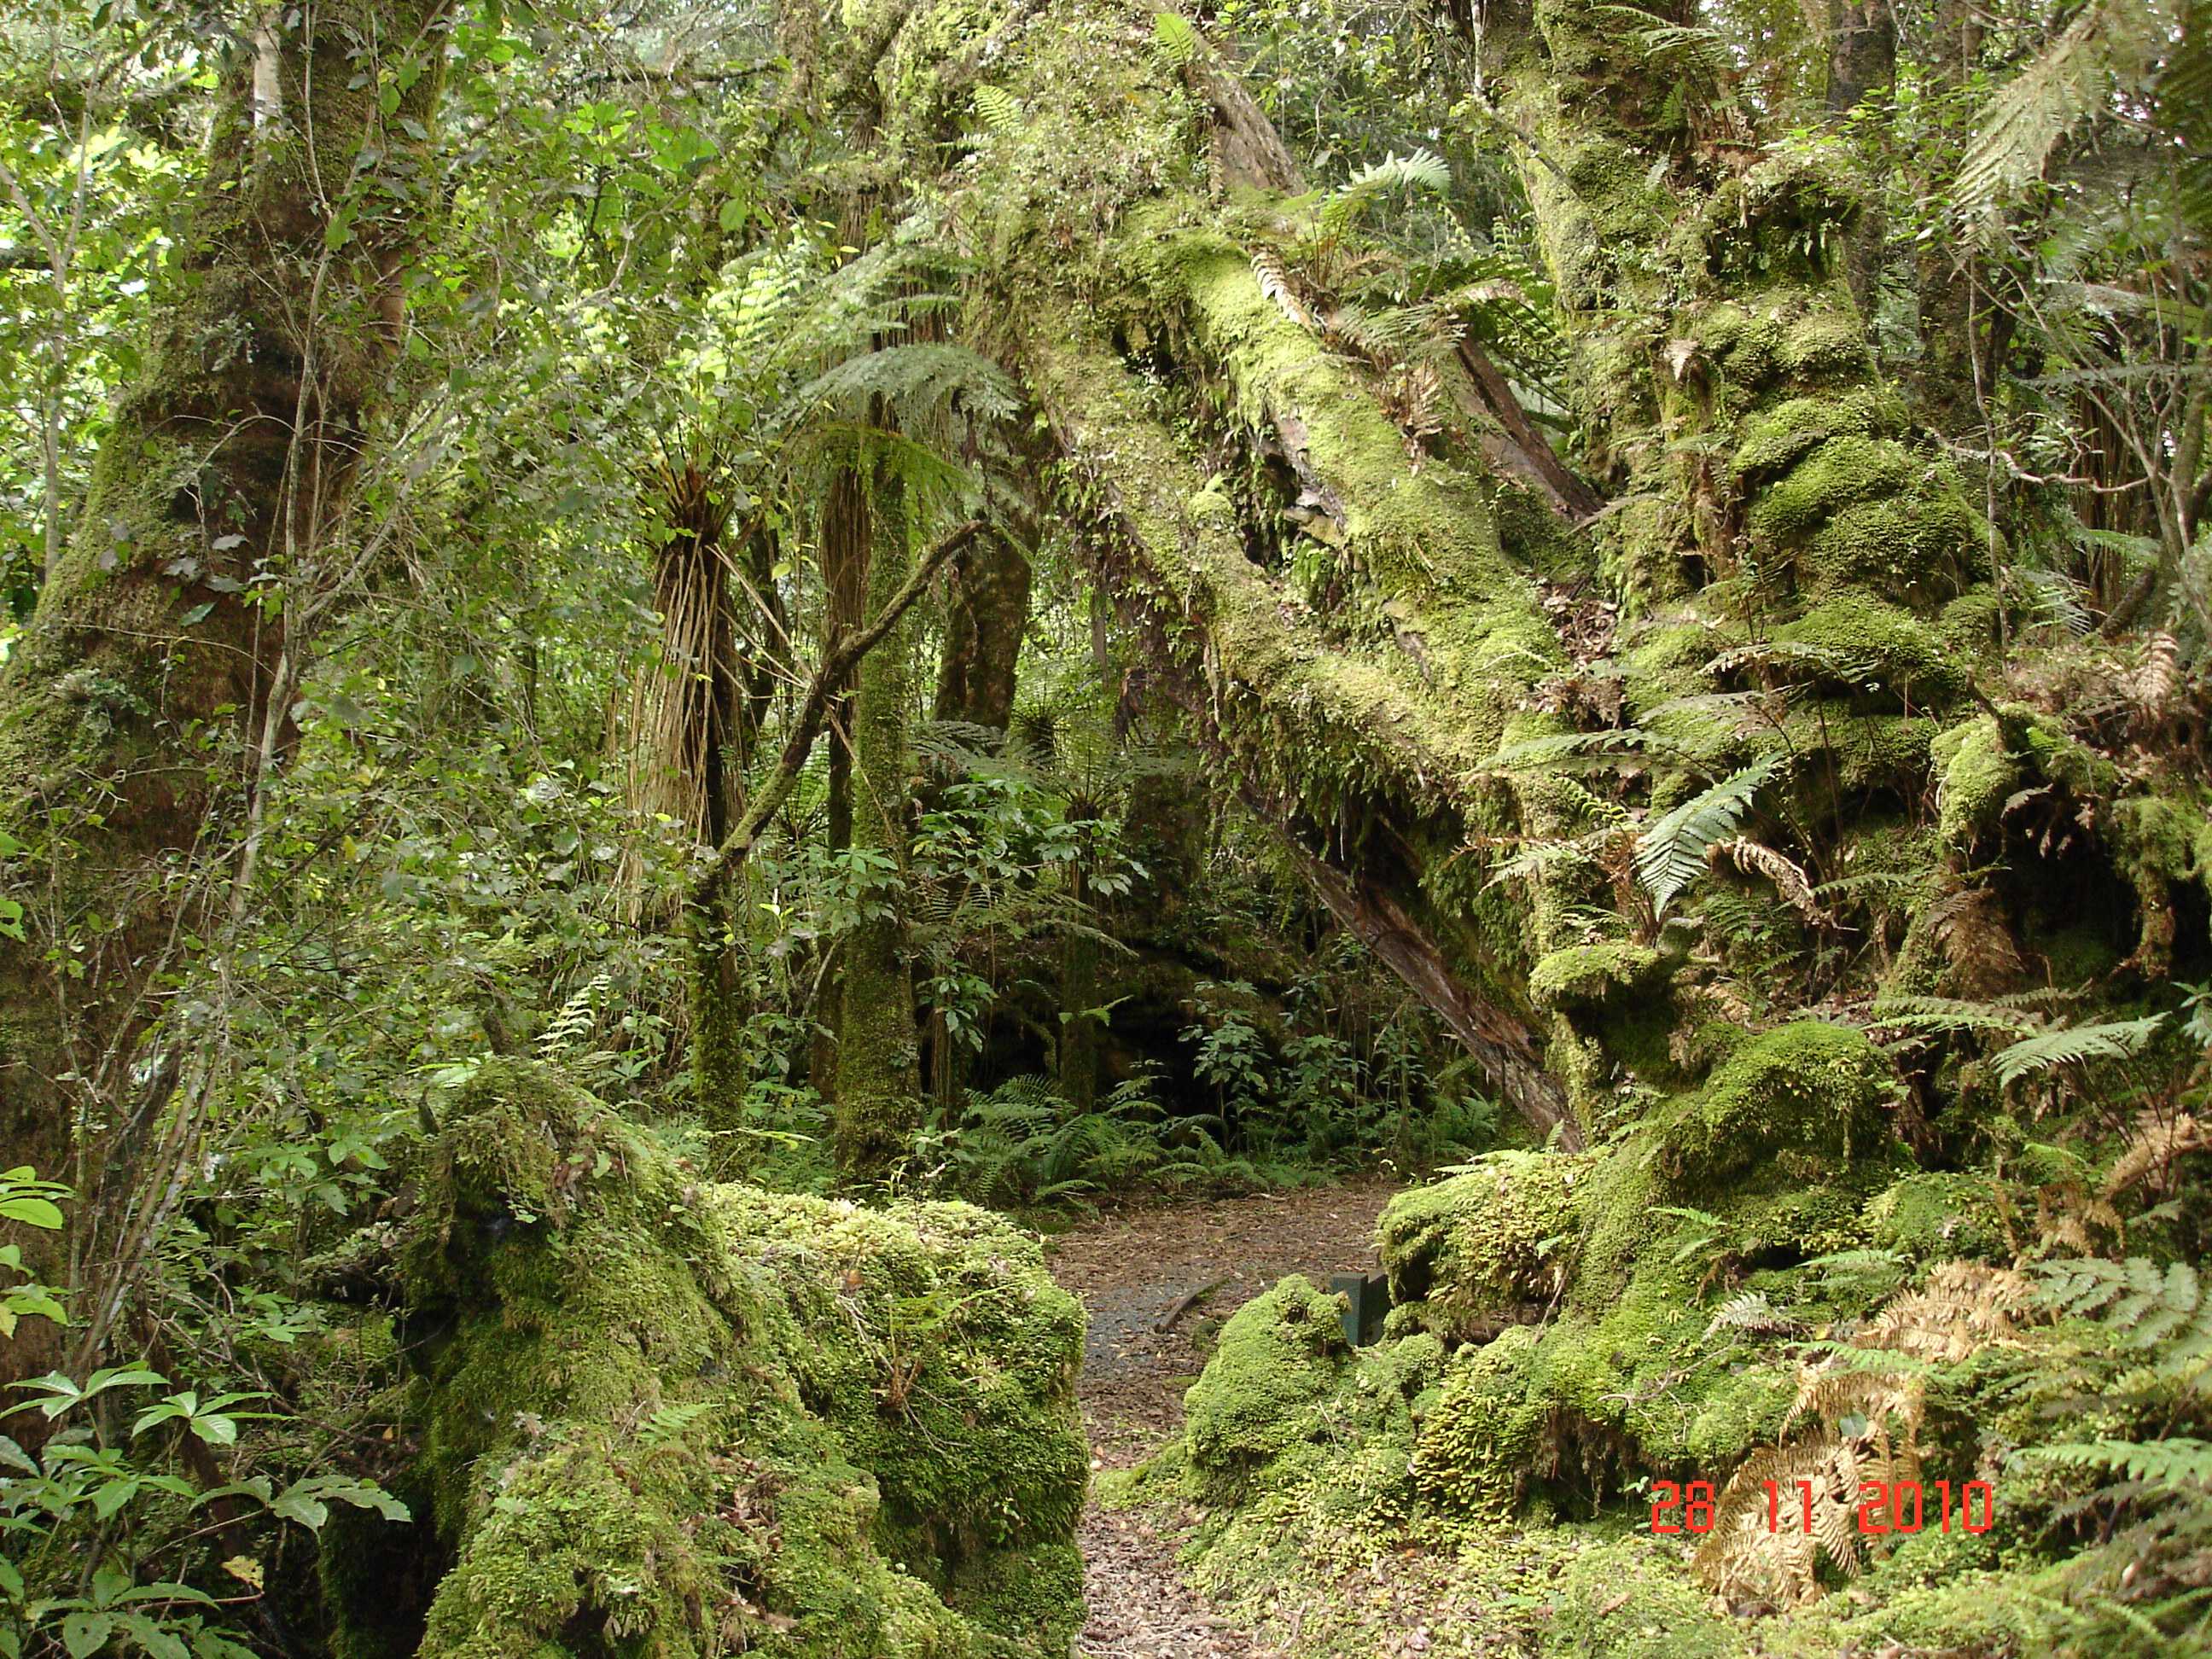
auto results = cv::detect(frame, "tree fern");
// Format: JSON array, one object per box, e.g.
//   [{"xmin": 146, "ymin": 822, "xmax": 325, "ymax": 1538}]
[
  {"xmin": 1633, "ymin": 753, "xmax": 1784, "ymax": 921},
  {"xmin": 1957, "ymin": 0, "xmax": 2182, "ymax": 218}
]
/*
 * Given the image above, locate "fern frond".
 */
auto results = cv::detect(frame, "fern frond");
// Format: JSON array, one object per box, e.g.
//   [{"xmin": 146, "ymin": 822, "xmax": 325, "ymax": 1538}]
[
  {"xmin": 1854, "ymin": 1261, "xmax": 2037, "ymax": 1363},
  {"xmin": 1989, "ymin": 1014, "xmax": 2167, "ymax": 1088},
  {"xmin": 1866, "ymin": 995, "xmax": 2041, "ymax": 1037},
  {"xmin": 1706, "ymin": 1290, "xmax": 1802, "ymax": 1339},
  {"xmin": 799, "ymin": 343, "xmax": 1022, "ymax": 424},
  {"xmin": 1710, "ymin": 836, "xmax": 1823, "ymax": 922},
  {"xmin": 1957, "ymin": 0, "xmax": 2180, "ymax": 217},
  {"xmin": 2016, "ymin": 1438, "xmax": 2212, "ymax": 1488},
  {"xmin": 1252, "ymin": 247, "xmax": 1314, "ymax": 329},
  {"xmin": 971, "ymin": 84, "xmax": 1022, "ymax": 133},
  {"xmin": 1481, "ymin": 727, "xmax": 1663, "ymax": 773},
  {"xmin": 1318, "ymin": 148, "xmax": 1451, "ymax": 233},
  {"xmin": 1633, "ymin": 754, "xmax": 1784, "ymax": 920},
  {"xmin": 2104, "ymin": 1112, "xmax": 2211, "ymax": 1201},
  {"xmin": 1151, "ymin": 9, "xmax": 1202, "ymax": 66}
]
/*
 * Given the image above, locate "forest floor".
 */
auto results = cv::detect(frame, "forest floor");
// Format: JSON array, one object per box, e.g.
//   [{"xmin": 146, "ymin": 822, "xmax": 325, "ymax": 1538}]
[{"xmin": 1045, "ymin": 1177, "xmax": 1398, "ymax": 1657}]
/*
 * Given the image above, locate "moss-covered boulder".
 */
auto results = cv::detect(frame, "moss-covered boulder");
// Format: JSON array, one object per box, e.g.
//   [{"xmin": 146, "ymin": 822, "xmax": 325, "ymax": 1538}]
[
  {"xmin": 1656, "ymin": 1020, "xmax": 1896, "ymax": 1185},
  {"xmin": 325, "ymin": 1060, "xmax": 1086, "ymax": 1659},
  {"xmin": 1182, "ymin": 1275, "xmax": 1349, "ymax": 1501},
  {"xmin": 1377, "ymin": 1151, "xmax": 1592, "ymax": 1341},
  {"xmin": 1865, "ymin": 1171, "xmax": 2013, "ymax": 1262}
]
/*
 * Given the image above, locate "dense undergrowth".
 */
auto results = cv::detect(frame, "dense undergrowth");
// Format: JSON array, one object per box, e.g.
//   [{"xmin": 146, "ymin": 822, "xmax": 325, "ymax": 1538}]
[
  {"xmin": 1138, "ymin": 823, "xmax": 2212, "ymax": 1653},
  {"xmin": 6, "ymin": 0, "xmax": 2212, "ymax": 1653}
]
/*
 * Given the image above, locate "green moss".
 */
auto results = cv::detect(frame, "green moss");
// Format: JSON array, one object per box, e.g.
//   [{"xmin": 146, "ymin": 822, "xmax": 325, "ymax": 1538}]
[
  {"xmin": 1865, "ymin": 1172, "xmax": 2012, "ymax": 1261},
  {"xmin": 1931, "ymin": 714, "xmax": 2021, "ymax": 851},
  {"xmin": 1772, "ymin": 592, "xmax": 1968, "ymax": 707},
  {"xmin": 1528, "ymin": 942, "xmax": 1667, "ymax": 1010},
  {"xmin": 1779, "ymin": 309, "xmax": 1872, "ymax": 380},
  {"xmin": 343, "ymin": 1060, "xmax": 1086, "ymax": 1659},
  {"xmin": 1746, "ymin": 435, "xmax": 1916, "ymax": 545},
  {"xmin": 1731, "ymin": 388, "xmax": 1906, "ymax": 478},
  {"xmin": 1657, "ymin": 1021, "xmax": 1895, "ymax": 1185},
  {"xmin": 1801, "ymin": 482, "xmax": 1984, "ymax": 605},
  {"xmin": 1541, "ymin": 1537, "xmax": 1749, "ymax": 1657},
  {"xmin": 1378, "ymin": 1152, "xmax": 1592, "ymax": 1340},
  {"xmin": 1412, "ymin": 1325, "xmax": 1548, "ymax": 1516},
  {"xmin": 1182, "ymin": 1276, "xmax": 1349, "ymax": 1500}
]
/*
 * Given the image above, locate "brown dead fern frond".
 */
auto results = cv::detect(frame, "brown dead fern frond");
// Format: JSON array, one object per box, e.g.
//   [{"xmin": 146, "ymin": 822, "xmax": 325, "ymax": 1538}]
[
  {"xmin": 1691, "ymin": 1429, "xmax": 1917, "ymax": 1605},
  {"xmin": 2121, "ymin": 632, "xmax": 2180, "ymax": 735},
  {"xmin": 1927, "ymin": 887, "xmax": 2026, "ymax": 995},
  {"xmin": 1251, "ymin": 247, "xmax": 1314, "ymax": 329},
  {"xmin": 2104, "ymin": 1111, "xmax": 2212, "ymax": 1202},
  {"xmin": 1856, "ymin": 1260, "xmax": 2037, "ymax": 1363},
  {"xmin": 1711, "ymin": 836, "xmax": 1825, "ymax": 923}
]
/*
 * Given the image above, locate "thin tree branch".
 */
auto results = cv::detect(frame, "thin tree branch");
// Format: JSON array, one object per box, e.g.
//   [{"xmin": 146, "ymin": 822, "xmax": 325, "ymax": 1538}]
[{"xmin": 692, "ymin": 516, "xmax": 982, "ymax": 909}]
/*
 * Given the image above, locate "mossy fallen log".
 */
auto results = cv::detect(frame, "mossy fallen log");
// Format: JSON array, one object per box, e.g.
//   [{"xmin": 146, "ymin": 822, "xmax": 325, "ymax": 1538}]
[{"xmin": 323, "ymin": 1060, "xmax": 1086, "ymax": 1659}]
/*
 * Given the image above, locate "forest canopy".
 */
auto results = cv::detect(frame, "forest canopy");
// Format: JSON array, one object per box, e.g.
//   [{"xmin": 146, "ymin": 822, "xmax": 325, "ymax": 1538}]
[{"xmin": 1, "ymin": 0, "xmax": 2209, "ymax": 1652}]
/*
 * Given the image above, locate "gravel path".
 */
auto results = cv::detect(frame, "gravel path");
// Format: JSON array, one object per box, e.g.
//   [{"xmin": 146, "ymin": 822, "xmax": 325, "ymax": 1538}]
[{"xmin": 1044, "ymin": 1179, "xmax": 1398, "ymax": 1657}]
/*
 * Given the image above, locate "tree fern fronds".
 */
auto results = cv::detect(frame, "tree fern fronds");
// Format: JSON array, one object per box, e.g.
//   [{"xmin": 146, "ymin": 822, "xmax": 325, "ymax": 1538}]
[
  {"xmin": 1957, "ymin": 0, "xmax": 2181, "ymax": 218},
  {"xmin": 1633, "ymin": 753, "xmax": 1784, "ymax": 921},
  {"xmin": 798, "ymin": 344, "xmax": 1022, "ymax": 424},
  {"xmin": 1989, "ymin": 1014, "xmax": 2167, "ymax": 1088}
]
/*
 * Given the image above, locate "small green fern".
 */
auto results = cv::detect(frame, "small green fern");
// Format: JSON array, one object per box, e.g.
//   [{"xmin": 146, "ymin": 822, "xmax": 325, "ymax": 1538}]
[{"xmin": 1633, "ymin": 753, "xmax": 1784, "ymax": 921}]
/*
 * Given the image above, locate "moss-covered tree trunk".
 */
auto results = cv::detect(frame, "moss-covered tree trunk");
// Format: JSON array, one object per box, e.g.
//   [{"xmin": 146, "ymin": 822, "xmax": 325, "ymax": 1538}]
[
  {"xmin": 833, "ymin": 467, "xmax": 925, "ymax": 1179},
  {"xmin": 0, "ymin": 0, "xmax": 451, "ymax": 1391},
  {"xmin": 814, "ymin": 0, "xmax": 2142, "ymax": 1159},
  {"xmin": 933, "ymin": 527, "xmax": 1032, "ymax": 735}
]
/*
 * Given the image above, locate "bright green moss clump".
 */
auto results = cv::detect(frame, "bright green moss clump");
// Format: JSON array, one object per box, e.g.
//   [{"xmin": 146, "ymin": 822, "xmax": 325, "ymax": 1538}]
[
  {"xmin": 1183, "ymin": 1275, "xmax": 1349, "ymax": 1499},
  {"xmin": 1656, "ymin": 1021, "xmax": 1895, "ymax": 1185},
  {"xmin": 331, "ymin": 1060, "xmax": 1086, "ymax": 1659},
  {"xmin": 1412, "ymin": 1325, "xmax": 1548, "ymax": 1517},
  {"xmin": 1528, "ymin": 941, "xmax": 1666, "ymax": 1010},
  {"xmin": 1377, "ymin": 1151, "xmax": 1592, "ymax": 1340},
  {"xmin": 1865, "ymin": 1171, "xmax": 2011, "ymax": 1261}
]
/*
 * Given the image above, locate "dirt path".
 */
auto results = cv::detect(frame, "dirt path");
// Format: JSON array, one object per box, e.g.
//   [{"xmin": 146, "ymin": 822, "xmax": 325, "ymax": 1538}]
[{"xmin": 1045, "ymin": 1178, "xmax": 1398, "ymax": 1657}]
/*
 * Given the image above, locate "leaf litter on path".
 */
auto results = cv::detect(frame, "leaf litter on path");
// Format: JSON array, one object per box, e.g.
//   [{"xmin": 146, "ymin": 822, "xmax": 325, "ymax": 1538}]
[{"xmin": 1044, "ymin": 1179, "xmax": 1398, "ymax": 1657}]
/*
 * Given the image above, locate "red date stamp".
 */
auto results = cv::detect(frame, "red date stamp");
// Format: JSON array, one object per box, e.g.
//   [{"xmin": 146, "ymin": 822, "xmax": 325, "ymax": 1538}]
[{"xmin": 1648, "ymin": 1478, "xmax": 1994, "ymax": 1534}]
